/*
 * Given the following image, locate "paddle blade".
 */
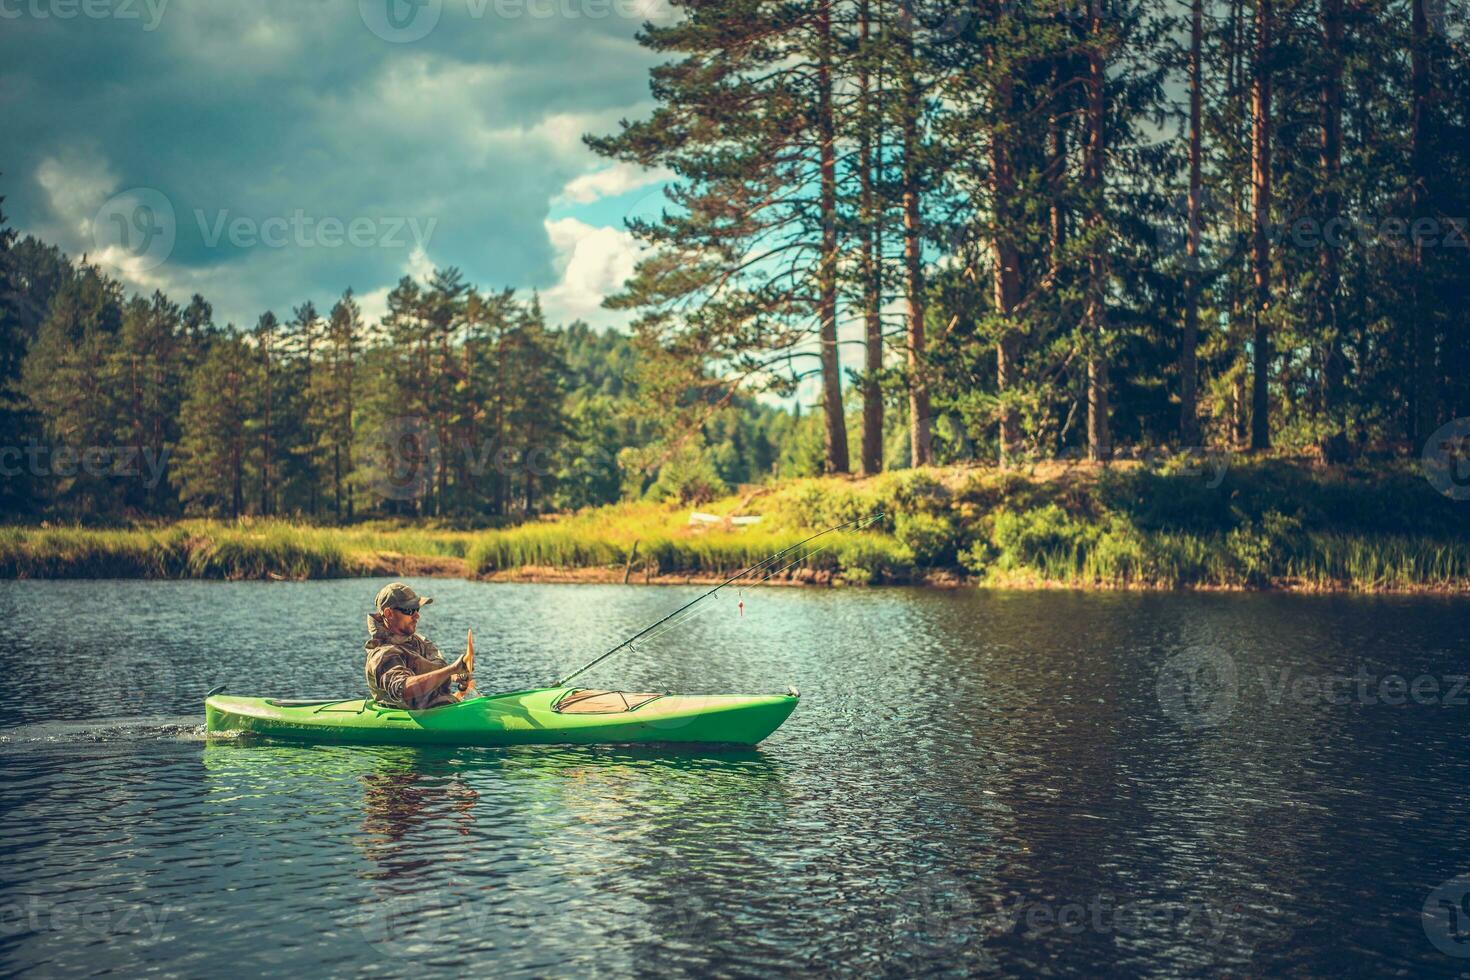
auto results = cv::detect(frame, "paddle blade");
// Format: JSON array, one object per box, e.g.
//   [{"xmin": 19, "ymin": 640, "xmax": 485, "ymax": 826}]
[{"xmin": 463, "ymin": 629, "xmax": 476, "ymax": 694}]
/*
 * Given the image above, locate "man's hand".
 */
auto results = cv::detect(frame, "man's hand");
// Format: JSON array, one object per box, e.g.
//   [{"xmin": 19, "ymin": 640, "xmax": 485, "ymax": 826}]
[{"xmin": 450, "ymin": 654, "xmax": 472, "ymax": 692}]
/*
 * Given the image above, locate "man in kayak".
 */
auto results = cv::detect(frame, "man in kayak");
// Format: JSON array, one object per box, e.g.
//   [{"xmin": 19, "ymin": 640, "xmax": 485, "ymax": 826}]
[{"xmin": 364, "ymin": 583, "xmax": 470, "ymax": 709}]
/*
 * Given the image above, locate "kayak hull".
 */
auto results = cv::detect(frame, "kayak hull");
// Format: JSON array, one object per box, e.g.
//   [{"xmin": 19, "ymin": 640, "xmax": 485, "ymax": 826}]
[{"xmin": 204, "ymin": 687, "xmax": 798, "ymax": 747}]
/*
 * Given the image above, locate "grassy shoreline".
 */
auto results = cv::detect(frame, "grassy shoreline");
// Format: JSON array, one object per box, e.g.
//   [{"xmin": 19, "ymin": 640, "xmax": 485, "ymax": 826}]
[{"xmin": 4, "ymin": 460, "xmax": 1469, "ymax": 594}]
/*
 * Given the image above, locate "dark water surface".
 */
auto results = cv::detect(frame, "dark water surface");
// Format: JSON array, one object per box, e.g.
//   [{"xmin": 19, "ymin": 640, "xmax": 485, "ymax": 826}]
[{"xmin": 3, "ymin": 579, "xmax": 1470, "ymax": 977}]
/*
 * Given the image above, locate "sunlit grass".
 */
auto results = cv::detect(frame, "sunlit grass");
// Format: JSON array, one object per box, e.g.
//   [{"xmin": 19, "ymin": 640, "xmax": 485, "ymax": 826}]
[
  {"xmin": 0, "ymin": 521, "xmax": 444, "ymax": 579},
  {"xmin": 5, "ymin": 459, "xmax": 1468, "ymax": 591}
]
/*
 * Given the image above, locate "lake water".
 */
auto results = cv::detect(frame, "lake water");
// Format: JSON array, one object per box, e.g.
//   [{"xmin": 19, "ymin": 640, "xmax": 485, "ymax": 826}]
[{"xmin": 3, "ymin": 579, "xmax": 1470, "ymax": 977}]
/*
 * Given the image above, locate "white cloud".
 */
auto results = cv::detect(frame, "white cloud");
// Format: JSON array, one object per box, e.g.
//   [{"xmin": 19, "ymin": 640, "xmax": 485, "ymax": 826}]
[
  {"xmin": 35, "ymin": 150, "xmax": 118, "ymax": 241},
  {"xmin": 557, "ymin": 162, "xmax": 674, "ymax": 205},
  {"xmin": 355, "ymin": 245, "xmax": 438, "ymax": 327},
  {"xmin": 537, "ymin": 216, "xmax": 643, "ymax": 329}
]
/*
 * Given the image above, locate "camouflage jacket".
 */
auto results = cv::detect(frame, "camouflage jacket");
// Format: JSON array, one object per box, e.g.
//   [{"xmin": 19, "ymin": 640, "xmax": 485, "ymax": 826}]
[{"xmin": 364, "ymin": 612, "xmax": 457, "ymax": 710}]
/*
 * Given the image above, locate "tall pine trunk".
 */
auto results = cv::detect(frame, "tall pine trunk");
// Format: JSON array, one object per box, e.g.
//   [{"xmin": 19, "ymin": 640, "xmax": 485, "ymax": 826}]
[
  {"xmin": 900, "ymin": 25, "xmax": 932, "ymax": 466},
  {"xmin": 260, "ymin": 324, "xmax": 274, "ymax": 515},
  {"xmin": 1084, "ymin": 0, "xmax": 1111, "ymax": 462},
  {"xmin": 1249, "ymin": 0, "xmax": 1273, "ymax": 451},
  {"xmin": 1180, "ymin": 0, "xmax": 1204, "ymax": 447},
  {"xmin": 1050, "ymin": 56, "xmax": 1070, "ymax": 270},
  {"xmin": 1318, "ymin": 0, "xmax": 1347, "ymax": 461},
  {"xmin": 859, "ymin": 0, "xmax": 884, "ymax": 475},
  {"xmin": 1409, "ymin": 0, "xmax": 1430, "ymax": 440},
  {"xmin": 816, "ymin": 1, "xmax": 850, "ymax": 473},
  {"xmin": 992, "ymin": 72, "xmax": 1022, "ymax": 465}
]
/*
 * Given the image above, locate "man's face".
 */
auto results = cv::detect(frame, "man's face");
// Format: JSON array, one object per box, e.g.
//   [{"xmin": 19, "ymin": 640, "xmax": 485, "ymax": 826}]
[{"xmin": 383, "ymin": 605, "xmax": 420, "ymax": 634}]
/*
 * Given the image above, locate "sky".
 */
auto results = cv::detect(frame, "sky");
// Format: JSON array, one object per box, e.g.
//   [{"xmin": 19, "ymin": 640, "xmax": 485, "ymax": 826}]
[{"xmin": 0, "ymin": 0, "xmax": 682, "ymax": 332}]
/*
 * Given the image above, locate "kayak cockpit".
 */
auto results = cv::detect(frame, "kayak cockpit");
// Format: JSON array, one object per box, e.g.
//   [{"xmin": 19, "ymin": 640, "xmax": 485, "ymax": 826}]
[{"xmin": 552, "ymin": 689, "xmax": 663, "ymax": 714}]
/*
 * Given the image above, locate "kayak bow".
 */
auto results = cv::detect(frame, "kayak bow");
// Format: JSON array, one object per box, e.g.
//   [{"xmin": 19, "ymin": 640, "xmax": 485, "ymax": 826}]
[{"xmin": 204, "ymin": 687, "xmax": 798, "ymax": 747}]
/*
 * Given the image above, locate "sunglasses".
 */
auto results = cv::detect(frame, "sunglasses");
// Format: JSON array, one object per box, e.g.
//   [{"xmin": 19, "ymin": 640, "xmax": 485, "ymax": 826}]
[{"xmin": 390, "ymin": 606, "xmax": 420, "ymax": 616}]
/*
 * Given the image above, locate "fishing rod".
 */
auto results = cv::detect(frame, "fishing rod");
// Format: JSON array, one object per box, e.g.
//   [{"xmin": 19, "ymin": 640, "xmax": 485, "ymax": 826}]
[{"xmin": 554, "ymin": 512, "xmax": 885, "ymax": 687}]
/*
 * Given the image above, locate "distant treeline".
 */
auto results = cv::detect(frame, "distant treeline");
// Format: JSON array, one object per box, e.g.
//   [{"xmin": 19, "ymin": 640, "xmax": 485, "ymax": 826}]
[{"xmin": 0, "ymin": 222, "xmax": 820, "ymax": 522}]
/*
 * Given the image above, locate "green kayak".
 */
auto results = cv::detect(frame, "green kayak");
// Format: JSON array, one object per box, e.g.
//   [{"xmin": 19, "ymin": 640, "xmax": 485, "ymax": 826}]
[{"xmin": 204, "ymin": 686, "xmax": 799, "ymax": 747}]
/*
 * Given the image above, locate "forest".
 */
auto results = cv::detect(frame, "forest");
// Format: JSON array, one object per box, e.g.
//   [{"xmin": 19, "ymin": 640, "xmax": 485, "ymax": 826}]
[{"xmin": 1, "ymin": 0, "xmax": 1467, "ymax": 523}]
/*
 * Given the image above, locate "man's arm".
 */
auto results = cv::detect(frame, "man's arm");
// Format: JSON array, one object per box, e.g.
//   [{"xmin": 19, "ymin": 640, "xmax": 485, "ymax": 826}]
[{"xmin": 400, "ymin": 656, "xmax": 466, "ymax": 707}]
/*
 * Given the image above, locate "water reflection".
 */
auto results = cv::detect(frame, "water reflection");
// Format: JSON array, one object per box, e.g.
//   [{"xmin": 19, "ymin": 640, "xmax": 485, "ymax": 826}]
[
  {"xmin": 198, "ymin": 738, "xmax": 795, "ymax": 967},
  {"xmin": 360, "ymin": 756, "xmax": 480, "ymax": 878}
]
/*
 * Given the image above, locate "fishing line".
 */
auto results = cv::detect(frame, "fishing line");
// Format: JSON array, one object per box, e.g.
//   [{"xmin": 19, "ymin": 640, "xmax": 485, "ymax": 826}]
[
  {"xmin": 627, "ymin": 542, "xmax": 832, "ymax": 650},
  {"xmin": 554, "ymin": 513, "xmax": 884, "ymax": 687}
]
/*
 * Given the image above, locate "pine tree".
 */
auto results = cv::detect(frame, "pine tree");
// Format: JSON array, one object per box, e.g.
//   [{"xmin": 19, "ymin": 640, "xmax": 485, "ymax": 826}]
[
  {"xmin": 587, "ymin": 0, "xmax": 862, "ymax": 476},
  {"xmin": 110, "ymin": 290, "xmax": 185, "ymax": 513},
  {"xmin": 20, "ymin": 265, "xmax": 124, "ymax": 514},
  {"xmin": 172, "ymin": 330, "xmax": 252, "ymax": 517},
  {"xmin": 311, "ymin": 289, "xmax": 361, "ymax": 520},
  {"xmin": 253, "ymin": 310, "xmax": 281, "ymax": 515}
]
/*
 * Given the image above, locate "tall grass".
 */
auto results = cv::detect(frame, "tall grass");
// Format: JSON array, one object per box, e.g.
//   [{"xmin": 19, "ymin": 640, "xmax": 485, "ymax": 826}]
[
  {"xmin": 5, "ymin": 459, "xmax": 1467, "ymax": 590},
  {"xmin": 0, "ymin": 522, "xmax": 358, "ymax": 579}
]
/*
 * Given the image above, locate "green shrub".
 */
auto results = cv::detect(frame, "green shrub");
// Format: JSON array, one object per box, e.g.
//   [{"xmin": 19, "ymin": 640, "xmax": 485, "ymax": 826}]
[
  {"xmin": 893, "ymin": 512, "xmax": 959, "ymax": 567},
  {"xmin": 991, "ymin": 505, "xmax": 1094, "ymax": 577},
  {"xmin": 832, "ymin": 534, "xmax": 914, "ymax": 584}
]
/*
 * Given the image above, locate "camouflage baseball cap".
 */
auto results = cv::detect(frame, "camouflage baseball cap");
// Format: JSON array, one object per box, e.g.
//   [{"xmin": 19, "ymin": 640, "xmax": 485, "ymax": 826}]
[{"xmin": 374, "ymin": 582, "xmax": 434, "ymax": 612}]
